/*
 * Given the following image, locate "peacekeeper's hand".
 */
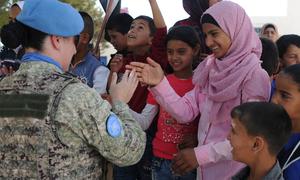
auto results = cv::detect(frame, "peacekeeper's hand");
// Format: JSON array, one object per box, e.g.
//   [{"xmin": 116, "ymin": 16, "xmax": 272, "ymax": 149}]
[
  {"xmin": 109, "ymin": 69, "xmax": 138, "ymax": 104},
  {"xmin": 126, "ymin": 57, "xmax": 164, "ymax": 86}
]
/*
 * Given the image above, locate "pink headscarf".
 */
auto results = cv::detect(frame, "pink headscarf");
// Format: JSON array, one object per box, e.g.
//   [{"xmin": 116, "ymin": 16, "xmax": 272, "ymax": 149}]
[
  {"xmin": 193, "ymin": 1, "xmax": 265, "ymax": 122},
  {"xmin": 193, "ymin": 1, "xmax": 269, "ymax": 126}
]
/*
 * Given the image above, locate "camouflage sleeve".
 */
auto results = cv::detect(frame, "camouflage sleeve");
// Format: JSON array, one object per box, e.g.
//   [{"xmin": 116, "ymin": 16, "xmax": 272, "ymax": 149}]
[
  {"xmin": 109, "ymin": 100, "xmax": 147, "ymax": 166},
  {"xmin": 55, "ymin": 83, "xmax": 146, "ymax": 167}
]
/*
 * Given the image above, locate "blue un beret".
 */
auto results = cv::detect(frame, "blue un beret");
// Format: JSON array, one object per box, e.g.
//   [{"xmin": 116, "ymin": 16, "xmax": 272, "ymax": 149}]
[{"xmin": 16, "ymin": 0, "xmax": 83, "ymax": 37}]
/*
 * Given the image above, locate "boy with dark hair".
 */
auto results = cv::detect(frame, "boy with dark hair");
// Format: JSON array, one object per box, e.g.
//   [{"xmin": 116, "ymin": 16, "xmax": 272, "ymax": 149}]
[
  {"xmin": 111, "ymin": 1, "xmax": 168, "ymax": 179},
  {"xmin": 105, "ymin": 13, "xmax": 133, "ymax": 79},
  {"xmin": 276, "ymin": 34, "xmax": 300, "ymax": 69},
  {"xmin": 114, "ymin": 0, "xmax": 168, "ymax": 112},
  {"xmin": 105, "ymin": 13, "xmax": 133, "ymax": 53},
  {"xmin": 260, "ymin": 37, "xmax": 279, "ymax": 78},
  {"xmin": 229, "ymin": 102, "xmax": 292, "ymax": 180},
  {"xmin": 260, "ymin": 37, "xmax": 280, "ymax": 100},
  {"xmin": 79, "ymin": 11, "xmax": 94, "ymax": 42},
  {"xmin": 70, "ymin": 11, "xmax": 109, "ymax": 94}
]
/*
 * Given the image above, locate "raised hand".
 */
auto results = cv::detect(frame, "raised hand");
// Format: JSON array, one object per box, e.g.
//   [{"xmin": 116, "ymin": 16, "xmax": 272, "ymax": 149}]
[
  {"xmin": 110, "ymin": 54, "xmax": 124, "ymax": 72},
  {"xmin": 109, "ymin": 70, "xmax": 139, "ymax": 104},
  {"xmin": 126, "ymin": 57, "xmax": 164, "ymax": 86}
]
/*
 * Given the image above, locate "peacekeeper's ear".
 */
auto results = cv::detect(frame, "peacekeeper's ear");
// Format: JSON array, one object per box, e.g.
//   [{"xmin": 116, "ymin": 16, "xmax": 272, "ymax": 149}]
[{"xmin": 50, "ymin": 35, "xmax": 62, "ymax": 50}]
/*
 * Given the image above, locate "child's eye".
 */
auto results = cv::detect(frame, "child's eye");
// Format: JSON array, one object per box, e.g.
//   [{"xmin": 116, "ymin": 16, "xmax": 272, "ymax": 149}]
[
  {"xmin": 288, "ymin": 54, "xmax": 296, "ymax": 58},
  {"xmin": 130, "ymin": 25, "xmax": 135, "ymax": 29},
  {"xmin": 211, "ymin": 32, "xmax": 218, "ymax": 37},
  {"xmin": 178, "ymin": 49, "xmax": 186, "ymax": 55},
  {"xmin": 167, "ymin": 50, "xmax": 173, "ymax": 55},
  {"xmin": 280, "ymin": 92, "xmax": 290, "ymax": 99}
]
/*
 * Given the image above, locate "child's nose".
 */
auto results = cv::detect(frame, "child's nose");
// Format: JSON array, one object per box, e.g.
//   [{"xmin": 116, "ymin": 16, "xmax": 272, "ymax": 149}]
[{"xmin": 205, "ymin": 36, "xmax": 214, "ymax": 48}]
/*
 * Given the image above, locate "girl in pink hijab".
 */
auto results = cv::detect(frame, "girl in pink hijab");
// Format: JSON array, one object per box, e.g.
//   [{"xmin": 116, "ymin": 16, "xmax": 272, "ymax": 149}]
[{"xmin": 127, "ymin": 1, "xmax": 270, "ymax": 179}]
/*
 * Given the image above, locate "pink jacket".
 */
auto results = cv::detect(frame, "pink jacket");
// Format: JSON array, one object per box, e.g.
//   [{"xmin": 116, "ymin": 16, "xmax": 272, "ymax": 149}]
[{"xmin": 150, "ymin": 67, "xmax": 270, "ymax": 179}]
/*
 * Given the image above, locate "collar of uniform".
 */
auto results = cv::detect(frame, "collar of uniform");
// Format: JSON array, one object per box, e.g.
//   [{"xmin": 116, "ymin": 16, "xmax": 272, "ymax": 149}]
[{"xmin": 20, "ymin": 61, "xmax": 63, "ymax": 74}]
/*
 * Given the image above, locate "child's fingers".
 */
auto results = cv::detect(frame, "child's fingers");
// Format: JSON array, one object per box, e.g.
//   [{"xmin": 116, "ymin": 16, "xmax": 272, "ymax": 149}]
[
  {"xmin": 2, "ymin": 65, "xmax": 9, "ymax": 74},
  {"xmin": 9, "ymin": 66, "xmax": 13, "ymax": 71},
  {"xmin": 137, "ymin": 77, "xmax": 145, "ymax": 84},
  {"xmin": 129, "ymin": 62, "xmax": 148, "ymax": 68},
  {"xmin": 171, "ymin": 155, "xmax": 184, "ymax": 172},
  {"xmin": 126, "ymin": 65, "xmax": 145, "ymax": 74},
  {"xmin": 146, "ymin": 57, "xmax": 160, "ymax": 68},
  {"xmin": 125, "ymin": 64, "xmax": 134, "ymax": 71}
]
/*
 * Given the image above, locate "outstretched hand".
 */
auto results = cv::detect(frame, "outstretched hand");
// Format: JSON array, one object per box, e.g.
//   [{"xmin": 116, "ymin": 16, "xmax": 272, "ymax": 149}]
[
  {"xmin": 126, "ymin": 57, "xmax": 164, "ymax": 86},
  {"xmin": 109, "ymin": 70, "xmax": 139, "ymax": 104}
]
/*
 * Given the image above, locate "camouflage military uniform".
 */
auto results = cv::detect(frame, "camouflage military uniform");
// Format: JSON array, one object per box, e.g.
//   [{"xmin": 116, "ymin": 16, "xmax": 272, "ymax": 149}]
[{"xmin": 0, "ymin": 61, "xmax": 146, "ymax": 179}]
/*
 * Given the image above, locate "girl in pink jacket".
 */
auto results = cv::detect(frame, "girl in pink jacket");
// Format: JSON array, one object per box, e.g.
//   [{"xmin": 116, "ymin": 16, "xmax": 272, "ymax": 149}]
[{"xmin": 127, "ymin": 1, "xmax": 270, "ymax": 179}]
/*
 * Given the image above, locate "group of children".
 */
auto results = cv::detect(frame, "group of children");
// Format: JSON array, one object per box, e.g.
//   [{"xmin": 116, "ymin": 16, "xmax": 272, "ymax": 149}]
[
  {"xmin": 1, "ymin": 0, "xmax": 300, "ymax": 179},
  {"xmin": 105, "ymin": 0, "xmax": 300, "ymax": 180}
]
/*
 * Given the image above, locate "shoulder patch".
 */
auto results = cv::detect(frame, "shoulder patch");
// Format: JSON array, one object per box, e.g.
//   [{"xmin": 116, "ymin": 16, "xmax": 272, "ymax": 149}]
[{"xmin": 106, "ymin": 113, "xmax": 122, "ymax": 138}]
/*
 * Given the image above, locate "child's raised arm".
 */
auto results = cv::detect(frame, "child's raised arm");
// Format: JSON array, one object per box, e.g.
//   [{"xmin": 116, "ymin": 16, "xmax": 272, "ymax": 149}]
[{"xmin": 149, "ymin": 0, "xmax": 166, "ymax": 28}]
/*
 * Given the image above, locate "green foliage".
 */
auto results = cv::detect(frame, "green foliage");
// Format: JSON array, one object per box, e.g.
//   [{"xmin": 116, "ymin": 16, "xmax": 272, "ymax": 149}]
[{"xmin": 0, "ymin": 0, "xmax": 18, "ymax": 27}]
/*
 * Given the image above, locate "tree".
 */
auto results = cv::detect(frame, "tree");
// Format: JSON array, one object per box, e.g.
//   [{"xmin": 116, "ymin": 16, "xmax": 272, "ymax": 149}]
[{"xmin": 0, "ymin": 0, "xmax": 18, "ymax": 27}]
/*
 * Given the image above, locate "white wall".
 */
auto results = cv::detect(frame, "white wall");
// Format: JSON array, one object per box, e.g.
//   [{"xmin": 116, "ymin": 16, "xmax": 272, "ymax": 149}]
[{"xmin": 248, "ymin": 0, "xmax": 300, "ymax": 35}]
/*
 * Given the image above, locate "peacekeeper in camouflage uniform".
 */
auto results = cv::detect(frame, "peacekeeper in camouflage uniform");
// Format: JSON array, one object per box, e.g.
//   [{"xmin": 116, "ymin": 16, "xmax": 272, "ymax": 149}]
[{"xmin": 0, "ymin": 0, "xmax": 146, "ymax": 179}]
